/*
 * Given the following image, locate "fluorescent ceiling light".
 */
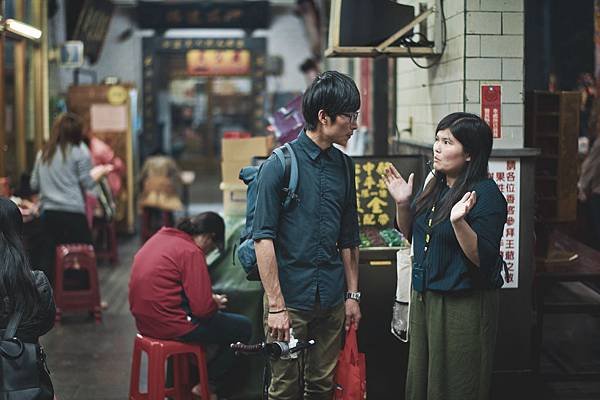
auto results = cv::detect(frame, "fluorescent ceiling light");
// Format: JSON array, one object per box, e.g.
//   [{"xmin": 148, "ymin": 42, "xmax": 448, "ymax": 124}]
[{"xmin": 5, "ymin": 18, "xmax": 42, "ymax": 40}]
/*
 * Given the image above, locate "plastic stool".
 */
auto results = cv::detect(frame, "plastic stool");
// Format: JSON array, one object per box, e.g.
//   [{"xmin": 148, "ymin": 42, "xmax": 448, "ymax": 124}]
[
  {"xmin": 129, "ymin": 334, "xmax": 210, "ymax": 400},
  {"xmin": 92, "ymin": 217, "xmax": 119, "ymax": 265},
  {"xmin": 54, "ymin": 244, "xmax": 102, "ymax": 323}
]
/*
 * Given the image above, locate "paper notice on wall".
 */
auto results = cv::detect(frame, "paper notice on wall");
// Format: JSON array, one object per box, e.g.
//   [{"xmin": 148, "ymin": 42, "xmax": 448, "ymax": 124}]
[
  {"xmin": 489, "ymin": 159, "xmax": 520, "ymax": 289},
  {"xmin": 90, "ymin": 104, "xmax": 127, "ymax": 132}
]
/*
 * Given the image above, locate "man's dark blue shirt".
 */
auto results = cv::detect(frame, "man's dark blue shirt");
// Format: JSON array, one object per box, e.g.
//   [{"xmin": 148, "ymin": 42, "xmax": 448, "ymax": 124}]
[{"xmin": 252, "ymin": 131, "xmax": 360, "ymax": 310}]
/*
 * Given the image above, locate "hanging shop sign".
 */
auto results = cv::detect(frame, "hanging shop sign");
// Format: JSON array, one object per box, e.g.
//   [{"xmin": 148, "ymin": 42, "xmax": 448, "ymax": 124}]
[
  {"xmin": 186, "ymin": 49, "xmax": 251, "ymax": 76},
  {"xmin": 481, "ymin": 84, "xmax": 502, "ymax": 139},
  {"xmin": 137, "ymin": 1, "xmax": 271, "ymax": 30},
  {"xmin": 489, "ymin": 158, "xmax": 520, "ymax": 289}
]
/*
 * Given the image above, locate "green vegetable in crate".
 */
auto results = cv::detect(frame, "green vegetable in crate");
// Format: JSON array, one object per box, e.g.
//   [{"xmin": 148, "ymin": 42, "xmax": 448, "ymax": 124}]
[
  {"xmin": 360, "ymin": 233, "xmax": 372, "ymax": 247},
  {"xmin": 379, "ymin": 228, "xmax": 406, "ymax": 247}
]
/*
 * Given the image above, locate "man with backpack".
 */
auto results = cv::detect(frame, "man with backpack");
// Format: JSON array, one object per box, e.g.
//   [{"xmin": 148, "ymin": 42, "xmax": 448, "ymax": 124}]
[{"xmin": 252, "ymin": 71, "xmax": 362, "ymax": 399}]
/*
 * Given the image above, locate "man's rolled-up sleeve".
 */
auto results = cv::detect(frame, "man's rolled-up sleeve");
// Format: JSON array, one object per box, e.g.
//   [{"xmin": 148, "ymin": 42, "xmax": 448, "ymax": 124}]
[
  {"xmin": 252, "ymin": 155, "xmax": 284, "ymax": 241},
  {"xmin": 338, "ymin": 158, "xmax": 360, "ymax": 249}
]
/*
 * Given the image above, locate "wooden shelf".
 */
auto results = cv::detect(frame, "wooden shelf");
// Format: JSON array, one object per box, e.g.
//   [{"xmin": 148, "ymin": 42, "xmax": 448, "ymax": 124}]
[
  {"xmin": 325, "ymin": 45, "xmax": 436, "ymax": 58},
  {"xmin": 526, "ymin": 91, "xmax": 579, "ymax": 222},
  {"xmin": 325, "ymin": 3, "xmax": 438, "ymax": 59}
]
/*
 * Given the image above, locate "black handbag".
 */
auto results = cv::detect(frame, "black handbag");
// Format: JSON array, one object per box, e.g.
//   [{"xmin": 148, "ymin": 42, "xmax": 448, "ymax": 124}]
[{"xmin": 0, "ymin": 306, "xmax": 54, "ymax": 400}]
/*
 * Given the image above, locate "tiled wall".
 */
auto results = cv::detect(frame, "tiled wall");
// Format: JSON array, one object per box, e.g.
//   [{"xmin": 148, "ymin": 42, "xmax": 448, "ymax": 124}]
[
  {"xmin": 464, "ymin": 0, "xmax": 524, "ymax": 148},
  {"xmin": 396, "ymin": 0, "xmax": 524, "ymax": 149}
]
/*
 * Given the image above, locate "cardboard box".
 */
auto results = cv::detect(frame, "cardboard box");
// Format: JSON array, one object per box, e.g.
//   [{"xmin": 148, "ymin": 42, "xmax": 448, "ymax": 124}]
[
  {"xmin": 221, "ymin": 182, "xmax": 247, "ymax": 216},
  {"xmin": 221, "ymin": 136, "xmax": 270, "ymax": 162},
  {"xmin": 221, "ymin": 160, "xmax": 247, "ymax": 184}
]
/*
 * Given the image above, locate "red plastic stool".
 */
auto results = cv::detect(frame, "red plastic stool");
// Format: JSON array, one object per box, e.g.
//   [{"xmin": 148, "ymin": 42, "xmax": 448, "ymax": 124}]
[
  {"xmin": 129, "ymin": 334, "xmax": 211, "ymax": 400},
  {"xmin": 54, "ymin": 244, "xmax": 102, "ymax": 323},
  {"xmin": 92, "ymin": 217, "xmax": 119, "ymax": 265},
  {"xmin": 140, "ymin": 207, "xmax": 174, "ymax": 243}
]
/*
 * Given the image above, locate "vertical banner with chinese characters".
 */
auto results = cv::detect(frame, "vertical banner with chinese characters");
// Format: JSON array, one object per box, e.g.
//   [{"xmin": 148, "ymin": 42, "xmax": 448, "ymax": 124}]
[
  {"xmin": 353, "ymin": 156, "xmax": 426, "ymax": 248},
  {"xmin": 481, "ymin": 84, "xmax": 502, "ymax": 139},
  {"xmin": 356, "ymin": 160, "xmax": 391, "ymax": 228},
  {"xmin": 489, "ymin": 159, "xmax": 520, "ymax": 288}
]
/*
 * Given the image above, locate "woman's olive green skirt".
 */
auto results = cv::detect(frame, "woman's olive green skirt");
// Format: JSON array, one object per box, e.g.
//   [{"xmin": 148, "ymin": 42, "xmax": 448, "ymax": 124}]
[{"xmin": 405, "ymin": 289, "xmax": 499, "ymax": 400}]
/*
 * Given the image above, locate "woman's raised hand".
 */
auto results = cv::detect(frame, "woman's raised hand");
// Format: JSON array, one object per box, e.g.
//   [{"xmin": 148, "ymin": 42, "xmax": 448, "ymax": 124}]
[
  {"xmin": 90, "ymin": 164, "xmax": 114, "ymax": 182},
  {"xmin": 450, "ymin": 191, "xmax": 477, "ymax": 223},
  {"xmin": 383, "ymin": 164, "xmax": 414, "ymax": 205}
]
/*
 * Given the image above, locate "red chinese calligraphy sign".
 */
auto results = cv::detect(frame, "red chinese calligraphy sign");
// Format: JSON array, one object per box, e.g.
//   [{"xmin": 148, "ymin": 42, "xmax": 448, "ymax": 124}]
[{"xmin": 481, "ymin": 84, "xmax": 502, "ymax": 139}]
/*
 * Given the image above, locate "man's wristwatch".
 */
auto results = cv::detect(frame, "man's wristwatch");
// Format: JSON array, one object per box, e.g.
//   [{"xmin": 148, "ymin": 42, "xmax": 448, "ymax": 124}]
[{"xmin": 345, "ymin": 291, "xmax": 361, "ymax": 303}]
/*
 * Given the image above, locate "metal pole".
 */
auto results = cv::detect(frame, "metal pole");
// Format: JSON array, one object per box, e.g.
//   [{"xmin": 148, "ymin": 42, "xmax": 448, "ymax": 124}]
[{"xmin": 372, "ymin": 56, "xmax": 389, "ymax": 156}]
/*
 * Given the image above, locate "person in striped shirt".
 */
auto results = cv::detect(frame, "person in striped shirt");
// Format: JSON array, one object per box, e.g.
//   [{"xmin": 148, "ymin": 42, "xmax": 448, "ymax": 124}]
[{"xmin": 384, "ymin": 112, "xmax": 507, "ymax": 400}]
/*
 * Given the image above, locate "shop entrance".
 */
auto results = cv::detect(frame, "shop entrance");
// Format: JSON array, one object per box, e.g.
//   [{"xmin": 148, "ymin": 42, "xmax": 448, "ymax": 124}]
[
  {"xmin": 161, "ymin": 75, "xmax": 253, "ymax": 164},
  {"xmin": 142, "ymin": 37, "xmax": 266, "ymax": 205}
]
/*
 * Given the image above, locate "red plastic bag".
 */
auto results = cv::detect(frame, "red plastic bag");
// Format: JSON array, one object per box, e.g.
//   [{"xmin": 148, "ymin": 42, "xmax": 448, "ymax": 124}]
[{"xmin": 333, "ymin": 325, "xmax": 366, "ymax": 400}]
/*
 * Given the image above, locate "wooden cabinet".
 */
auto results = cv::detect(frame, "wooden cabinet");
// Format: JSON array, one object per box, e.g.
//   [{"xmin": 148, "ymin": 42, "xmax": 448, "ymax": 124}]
[
  {"xmin": 525, "ymin": 91, "xmax": 579, "ymax": 222},
  {"xmin": 68, "ymin": 84, "xmax": 137, "ymax": 233}
]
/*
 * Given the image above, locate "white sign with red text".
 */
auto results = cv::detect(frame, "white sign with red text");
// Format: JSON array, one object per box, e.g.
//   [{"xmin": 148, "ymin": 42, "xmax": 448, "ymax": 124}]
[{"xmin": 488, "ymin": 159, "xmax": 520, "ymax": 289}]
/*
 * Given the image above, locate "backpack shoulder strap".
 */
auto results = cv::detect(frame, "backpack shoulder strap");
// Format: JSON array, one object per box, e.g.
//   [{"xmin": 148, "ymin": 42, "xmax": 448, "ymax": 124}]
[
  {"xmin": 284, "ymin": 143, "xmax": 299, "ymax": 202},
  {"xmin": 273, "ymin": 146, "xmax": 291, "ymax": 187},
  {"xmin": 273, "ymin": 143, "xmax": 299, "ymax": 209}
]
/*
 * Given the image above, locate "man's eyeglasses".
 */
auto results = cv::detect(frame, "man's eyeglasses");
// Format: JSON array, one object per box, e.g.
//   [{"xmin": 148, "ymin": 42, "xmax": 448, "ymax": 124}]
[{"xmin": 340, "ymin": 112, "xmax": 360, "ymax": 124}]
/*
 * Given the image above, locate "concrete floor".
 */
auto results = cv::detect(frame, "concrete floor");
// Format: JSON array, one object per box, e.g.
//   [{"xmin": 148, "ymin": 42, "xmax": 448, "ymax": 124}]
[
  {"xmin": 40, "ymin": 233, "xmax": 600, "ymax": 400},
  {"xmin": 42, "ymin": 236, "xmax": 139, "ymax": 400}
]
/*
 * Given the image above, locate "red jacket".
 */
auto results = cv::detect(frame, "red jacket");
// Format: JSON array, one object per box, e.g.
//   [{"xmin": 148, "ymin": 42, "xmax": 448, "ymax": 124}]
[{"xmin": 129, "ymin": 227, "xmax": 217, "ymax": 339}]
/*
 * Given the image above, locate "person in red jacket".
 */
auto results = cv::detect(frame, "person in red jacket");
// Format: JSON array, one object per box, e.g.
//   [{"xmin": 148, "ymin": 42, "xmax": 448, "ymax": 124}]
[{"xmin": 129, "ymin": 212, "xmax": 252, "ymax": 398}]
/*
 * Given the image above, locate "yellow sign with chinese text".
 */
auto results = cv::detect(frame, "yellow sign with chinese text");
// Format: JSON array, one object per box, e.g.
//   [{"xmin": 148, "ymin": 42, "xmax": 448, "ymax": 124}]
[{"xmin": 186, "ymin": 49, "xmax": 251, "ymax": 76}]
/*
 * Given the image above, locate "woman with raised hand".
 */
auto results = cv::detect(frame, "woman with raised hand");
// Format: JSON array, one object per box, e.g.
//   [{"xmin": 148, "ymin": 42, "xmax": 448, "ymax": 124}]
[{"xmin": 384, "ymin": 112, "xmax": 508, "ymax": 400}]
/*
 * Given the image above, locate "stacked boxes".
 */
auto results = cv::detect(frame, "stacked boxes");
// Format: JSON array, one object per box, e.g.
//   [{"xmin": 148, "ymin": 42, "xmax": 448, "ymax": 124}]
[{"xmin": 220, "ymin": 136, "xmax": 271, "ymax": 216}]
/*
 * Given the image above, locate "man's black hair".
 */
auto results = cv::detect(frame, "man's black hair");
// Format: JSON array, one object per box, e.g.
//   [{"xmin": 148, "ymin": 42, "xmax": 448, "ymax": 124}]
[
  {"xmin": 302, "ymin": 71, "xmax": 360, "ymax": 131},
  {"xmin": 176, "ymin": 211, "xmax": 225, "ymax": 253}
]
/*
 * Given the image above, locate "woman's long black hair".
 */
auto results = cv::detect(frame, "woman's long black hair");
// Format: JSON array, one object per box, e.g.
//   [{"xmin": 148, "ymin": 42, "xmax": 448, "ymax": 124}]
[
  {"xmin": 414, "ymin": 112, "xmax": 493, "ymax": 225},
  {"xmin": 0, "ymin": 198, "xmax": 40, "ymax": 319}
]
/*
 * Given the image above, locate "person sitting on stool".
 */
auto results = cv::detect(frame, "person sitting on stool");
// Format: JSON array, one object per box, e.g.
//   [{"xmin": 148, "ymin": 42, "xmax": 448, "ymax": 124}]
[{"xmin": 129, "ymin": 212, "xmax": 252, "ymax": 399}]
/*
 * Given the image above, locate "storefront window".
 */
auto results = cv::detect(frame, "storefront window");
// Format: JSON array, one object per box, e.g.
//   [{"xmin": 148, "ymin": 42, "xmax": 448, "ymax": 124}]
[
  {"xmin": 0, "ymin": 0, "xmax": 43, "ymax": 182},
  {"xmin": 24, "ymin": 0, "xmax": 34, "ymax": 24},
  {"xmin": 3, "ymin": 0, "xmax": 15, "ymax": 18},
  {"xmin": 157, "ymin": 52, "xmax": 253, "ymax": 165}
]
